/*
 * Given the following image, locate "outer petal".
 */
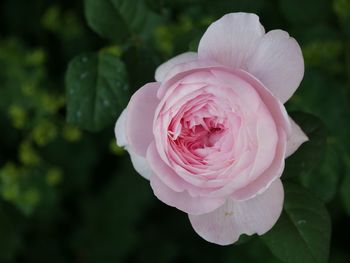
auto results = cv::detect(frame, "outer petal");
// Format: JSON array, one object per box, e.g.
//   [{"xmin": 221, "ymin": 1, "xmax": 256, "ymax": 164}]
[
  {"xmin": 246, "ymin": 30, "xmax": 304, "ymax": 103},
  {"xmin": 114, "ymin": 109, "xmax": 153, "ymax": 180},
  {"xmin": 147, "ymin": 142, "xmax": 187, "ymax": 192},
  {"xmin": 126, "ymin": 82, "xmax": 160, "ymax": 156},
  {"xmin": 189, "ymin": 179, "xmax": 284, "ymax": 245},
  {"xmin": 155, "ymin": 52, "xmax": 198, "ymax": 82},
  {"xmin": 231, "ymin": 130, "xmax": 286, "ymax": 200},
  {"xmin": 150, "ymin": 173, "xmax": 226, "ymax": 215},
  {"xmin": 157, "ymin": 59, "xmax": 222, "ymax": 99},
  {"xmin": 115, "ymin": 108, "xmax": 128, "ymax": 148},
  {"xmin": 205, "ymin": 69, "xmax": 289, "ymax": 200},
  {"xmin": 127, "ymin": 147, "xmax": 153, "ymax": 180},
  {"xmin": 147, "ymin": 142, "xmax": 219, "ymax": 197},
  {"xmin": 198, "ymin": 13, "xmax": 265, "ymax": 69},
  {"xmin": 285, "ymin": 117, "xmax": 308, "ymax": 158}
]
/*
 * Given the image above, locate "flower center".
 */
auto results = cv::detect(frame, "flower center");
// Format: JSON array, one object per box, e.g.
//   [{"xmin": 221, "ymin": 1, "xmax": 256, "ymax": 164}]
[
  {"xmin": 176, "ymin": 117, "xmax": 225, "ymax": 150},
  {"xmin": 165, "ymin": 93, "xmax": 236, "ymax": 166},
  {"xmin": 168, "ymin": 105, "xmax": 229, "ymax": 165}
]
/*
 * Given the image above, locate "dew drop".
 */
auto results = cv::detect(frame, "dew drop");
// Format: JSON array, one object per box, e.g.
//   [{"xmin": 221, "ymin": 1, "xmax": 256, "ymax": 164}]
[
  {"xmin": 297, "ymin": 219, "xmax": 306, "ymax": 225},
  {"xmin": 80, "ymin": 72, "xmax": 88, "ymax": 79}
]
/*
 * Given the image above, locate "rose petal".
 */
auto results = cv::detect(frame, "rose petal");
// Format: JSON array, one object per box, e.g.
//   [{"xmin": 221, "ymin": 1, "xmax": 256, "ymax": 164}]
[
  {"xmin": 127, "ymin": 147, "xmax": 153, "ymax": 180},
  {"xmin": 246, "ymin": 30, "xmax": 304, "ymax": 103},
  {"xmin": 147, "ymin": 141, "xmax": 220, "ymax": 196},
  {"xmin": 203, "ymin": 69, "xmax": 289, "ymax": 199},
  {"xmin": 115, "ymin": 109, "xmax": 128, "ymax": 148},
  {"xmin": 198, "ymin": 13, "xmax": 265, "ymax": 69},
  {"xmin": 150, "ymin": 173, "xmax": 226, "ymax": 215},
  {"xmin": 126, "ymin": 82, "xmax": 160, "ymax": 156},
  {"xmin": 189, "ymin": 179, "xmax": 284, "ymax": 245},
  {"xmin": 235, "ymin": 69, "xmax": 291, "ymax": 135},
  {"xmin": 155, "ymin": 52, "xmax": 198, "ymax": 82},
  {"xmin": 147, "ymin": 141, "xmax": 187, "ymax": 192},
  {"xmin": 231, "ymin": 129, "xmax": 286, "ymax": 201},
  {"xmin": 211, "ymin": 69, "xmax": 279, "ymax": 183},
  {"xmin": 285, "ymin": 117, "xmax": 308, "ymax": 157}
]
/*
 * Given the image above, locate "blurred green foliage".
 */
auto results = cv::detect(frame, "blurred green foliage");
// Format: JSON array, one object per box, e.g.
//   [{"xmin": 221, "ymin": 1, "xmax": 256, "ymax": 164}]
[{"xmin": 0, "ymin": 0, "xmax": 350, "ymax": 262}]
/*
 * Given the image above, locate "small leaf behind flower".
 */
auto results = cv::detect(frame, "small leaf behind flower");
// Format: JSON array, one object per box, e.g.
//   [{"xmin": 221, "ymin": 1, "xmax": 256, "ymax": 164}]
[
  {"xmin": 283, "ymin": 112, "xmax": 340, "ymax": 202},
  {"xmin": 84, "ymin": 0, "xmax": 161, "ymax": 43},
  {"xmin": 84, "ymin": 0, "xmax": 129, "ymax": 43},
  {"xmin": 66, "ymin": 50, "xmax": 129, "ymax": 132},
  {"xmin": 283, "ymin": 112, "xmax": 327, "ymax": 179},
  {"xmin": 262, "ymin": 183, "xmax": 331, "ymax": 263}
]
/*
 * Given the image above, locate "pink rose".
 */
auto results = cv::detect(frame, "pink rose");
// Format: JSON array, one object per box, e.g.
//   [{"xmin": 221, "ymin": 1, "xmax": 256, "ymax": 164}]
[{"xmin": 115, "ymin": 13, "xmax": 308, "ymax": 245}]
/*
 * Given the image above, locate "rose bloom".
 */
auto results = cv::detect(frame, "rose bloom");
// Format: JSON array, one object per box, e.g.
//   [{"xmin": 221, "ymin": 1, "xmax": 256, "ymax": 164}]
[{"xmin": 115, "ymin": 13, "xmax": 308, "ymax": 245}]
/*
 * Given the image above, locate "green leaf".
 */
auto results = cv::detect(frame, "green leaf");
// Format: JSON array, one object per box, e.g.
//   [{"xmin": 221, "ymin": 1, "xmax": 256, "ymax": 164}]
[
  {"xmin": 66, "ymin": 50, "xmax": 129, "ymax": 132},
  {"xmin": 283, "ymin": 112, "xmax": 339, "ymax": 202},
  {"xmin": 283, "ymin": 112, "xmax": 327, "ymax": 179},
  {"xmin": 111, "ymin": 0, "xmax": 161, "ymax": 37},
  {"xmin": 262, "ymin": 183, "xmax": 331, "ymax": 263},
  {"xmin": 84, "ymin": 0, "xmax": 161, "ymax": 42},
  {"xmin": 226, "ymin": 238, "xmax": 283, "ymax": 263},
  {"xmin": 123, "ymin": 46, "xmax": 160, "ymax": 92},
  {"xmin": 84, "ymin": 0, "xmax": 129, "ymax": 42},
  {"xmin": 300, "ymin": 143, "xmax": 340, "ymax": 202}
]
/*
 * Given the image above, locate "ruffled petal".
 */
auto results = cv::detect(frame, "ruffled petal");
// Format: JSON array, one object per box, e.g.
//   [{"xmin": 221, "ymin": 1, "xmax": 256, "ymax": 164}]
[
  {"xmin": 126, "ymin": 147, "xmax": 153, "ymax": 180},
  {"xmin": 115, "ymin": 108, "xmax": 128, "ymax": 148},
  {"xmin": 147, "ymin": 141, "xmax": 188, "ymax": 192},
  {"xmin": 157, "ymin": 59, "xmax": 221, "ymax": 99},
  {"xmin": 231, "ymin": 129, "xmax": 286, "ymax": 200},
  {"xmin": 204, "ymin": 69, "xmax": 289, "ymax": 200},
  {"xmin": 126, "ymin": 82, "xmax": 160, "ymax": 156},
  {"xmin": 189, "ymin": 179, "xmax": 284, "ymax": 245},
  {"xmin": 155, "ymin": 52, "xmax": 198, "ymax": 82},
  {"xmin": 285, "ymin": 117, "xmax": 308, "ymax": 157},
  {"xmin": 150, "ymin": 173, "xmax": 226, "ymax": 215},
  {"xmin": 198, "ymin": 13, "xmax": 265, "ymax": 69},
  {"xmin": 246, "ymin": 30, "xmax": 304, "ymax": 103}
]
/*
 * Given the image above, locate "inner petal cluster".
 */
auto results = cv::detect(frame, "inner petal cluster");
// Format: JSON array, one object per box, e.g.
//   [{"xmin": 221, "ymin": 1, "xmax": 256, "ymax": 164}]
[
  {"xmin": 154, "ymin": 69, "xmax": 279, "ymax": 191},
  {"xmin": 168, "ymin": 94, "xmax": 236, "ymax": 168}
]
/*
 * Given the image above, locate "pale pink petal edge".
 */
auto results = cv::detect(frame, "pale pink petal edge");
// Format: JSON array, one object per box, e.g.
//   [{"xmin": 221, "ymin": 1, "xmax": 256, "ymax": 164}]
[
  {"xmin": 126, "ymin": 82, "xmax": 160, "ymax": 156},
  {"xmin": 115, "ymin": 108, "xmax": 128, "ymax": 148},
  {"xmin": 246, "ymin": 29, "xmax": 304, "ymax": 104},
  {"xmin": 198, "ymin": 13, "xmax": 265, "ymax": 69},
  {"xmin": 150, "ymin": 172, "xmax": 226, "ymax": 216},
  {"xmin": 155, "ymin": 52, "xmax": 198, "ymax": 82},
  {"xmin": 189, "ymin": 179, "xmax": 284, "ymax": 245},
  {"xmin": 285, "ymin": 117, "xmax": 308, "ymax": 158}
]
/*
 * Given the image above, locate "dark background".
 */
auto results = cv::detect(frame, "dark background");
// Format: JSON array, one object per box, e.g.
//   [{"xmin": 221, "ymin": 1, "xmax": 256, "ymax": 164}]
[{"xmin": 0, "ymin": 0, "xmax": 350, "ymax": 262}]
